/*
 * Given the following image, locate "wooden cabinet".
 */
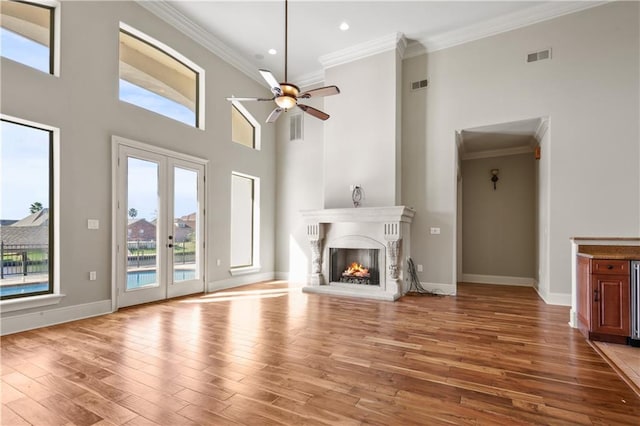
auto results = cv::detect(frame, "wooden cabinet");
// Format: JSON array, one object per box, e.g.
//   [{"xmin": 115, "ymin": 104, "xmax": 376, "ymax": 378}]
[{"xmin": 577, "ymin": 257, "xmax": 630, "ymax": 343}]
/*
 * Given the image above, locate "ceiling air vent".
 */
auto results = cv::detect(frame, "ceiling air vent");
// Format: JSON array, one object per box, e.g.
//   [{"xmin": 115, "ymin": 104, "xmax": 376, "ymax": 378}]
[
  {"xmin": 527, "ymin": 48, "xmax": 552, "ymax": 63},
  {"xmin": 411, "ymin": 79, "xmax": 429, "ymax": 91},
  {"xmin": 290, "ymin": 113, "xmax": 303, "ymax": 141}
]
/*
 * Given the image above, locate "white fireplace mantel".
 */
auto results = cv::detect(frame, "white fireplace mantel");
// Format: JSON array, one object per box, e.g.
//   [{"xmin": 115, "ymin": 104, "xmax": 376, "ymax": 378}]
[
  {"xmin": 301, "ymin": 206, "xmax": 415, "ymax": 224},
  {"xmin": 301, "ymin": 206, "xmax": 415, "ymax": 301}
]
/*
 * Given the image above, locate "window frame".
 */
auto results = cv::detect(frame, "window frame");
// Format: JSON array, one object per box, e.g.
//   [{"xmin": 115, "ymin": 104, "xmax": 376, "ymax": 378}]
[
  {"xmin": 229, "ymin": 172, "xmax": 261, "ymax": 275},
  {"xmin": 230, "ymin": 100, "xmax": 261, "ymax": 150},
  {"xmin": 0, "ymin": 0, "xmax": 60, "ymax": 76},
  {"xmin": 0, "ymin": 114, "xmax": 63, "ymax": 311},
  {"xmin": 118, "ymin": 22, "xmax": 205, "ymax": 129}
]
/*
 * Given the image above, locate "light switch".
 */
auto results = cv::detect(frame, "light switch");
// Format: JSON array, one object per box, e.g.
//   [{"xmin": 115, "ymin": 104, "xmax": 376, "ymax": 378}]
[
  {"xmin": 88, "ymin": 219, "xmax": 99, "ymax": 230},
  {"xmin": 430, "ymin": 227, "xmax": 440, "ymax": 235},
  {"xmin": 89, "ymin": 271, "xmax": 97, "ymax": 281}
]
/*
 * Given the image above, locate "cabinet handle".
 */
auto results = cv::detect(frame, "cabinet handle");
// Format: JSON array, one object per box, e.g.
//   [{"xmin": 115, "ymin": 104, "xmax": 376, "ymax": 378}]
[
  {"xmin": 607, "ymin": 265, "xmax": 613, "ymax": 270},
  {"xmin": 594, "ymin": 289, "xmax": 599, "ymax": 302}
]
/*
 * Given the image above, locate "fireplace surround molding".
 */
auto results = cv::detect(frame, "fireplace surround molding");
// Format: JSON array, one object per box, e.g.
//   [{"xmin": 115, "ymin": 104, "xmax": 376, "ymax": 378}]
[{"xmin": 301, "ymin": 206, "xmax": 415, "ymax": 301}]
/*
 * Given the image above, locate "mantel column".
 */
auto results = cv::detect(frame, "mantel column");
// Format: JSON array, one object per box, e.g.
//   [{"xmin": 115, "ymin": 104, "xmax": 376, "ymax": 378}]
[
  {"xmin": 384, "ymin": 222, "xmax": 403, "ymax": 298},
  {"xmin": 306, "ymin": 223, "xmax": 325, "ymax": 286}
]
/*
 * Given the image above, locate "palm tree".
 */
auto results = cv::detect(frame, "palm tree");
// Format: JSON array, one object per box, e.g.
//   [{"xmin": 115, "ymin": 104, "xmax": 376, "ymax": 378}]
[{"xmin": 29, "ymin": 202, "xmax": 43, "ymax": 214}]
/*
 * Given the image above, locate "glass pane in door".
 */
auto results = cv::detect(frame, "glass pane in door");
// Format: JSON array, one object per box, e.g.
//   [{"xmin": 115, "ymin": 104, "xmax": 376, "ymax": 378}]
[
  {"xmin": 126, "ymin": 157, "xmax": 160, "ymax": 290},
  {"xmin": 173, "ymin": 167, "xmax": 199, "ymax": 283}
]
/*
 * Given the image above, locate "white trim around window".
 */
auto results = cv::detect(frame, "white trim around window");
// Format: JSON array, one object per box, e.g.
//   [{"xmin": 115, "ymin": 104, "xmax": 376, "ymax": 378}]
[{"xmin": 0, "ymin": 114, "xmax": 63, "ymax": 312}]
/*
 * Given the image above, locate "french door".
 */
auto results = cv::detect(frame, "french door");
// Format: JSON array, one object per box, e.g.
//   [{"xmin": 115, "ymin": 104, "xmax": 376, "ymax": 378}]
[{"xmin": 114, "ymin": 139, "xmax": 206, "ymax": 308}]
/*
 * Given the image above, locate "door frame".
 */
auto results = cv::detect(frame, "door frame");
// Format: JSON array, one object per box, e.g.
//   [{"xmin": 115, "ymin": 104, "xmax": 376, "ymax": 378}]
[{"xmin": 111, "ymin": 135, "xmax": 208, "ymax": 311}]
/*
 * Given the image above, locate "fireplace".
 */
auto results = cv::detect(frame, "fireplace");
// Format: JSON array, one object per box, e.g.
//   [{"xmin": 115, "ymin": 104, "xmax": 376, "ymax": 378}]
[
  {"xmin": 330, "ymin": 248, "xmax": 381, "ymax": 286},
  {"xmin": 301, "ymin": 206, "xmax": 414, "ymax": 301}
]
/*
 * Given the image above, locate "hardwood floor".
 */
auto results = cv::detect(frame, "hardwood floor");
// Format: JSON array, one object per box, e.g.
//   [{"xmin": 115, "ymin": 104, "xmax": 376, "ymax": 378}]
[{"xmin": 2, "ymin": 281, "xmax": 639, "ymax": 425}]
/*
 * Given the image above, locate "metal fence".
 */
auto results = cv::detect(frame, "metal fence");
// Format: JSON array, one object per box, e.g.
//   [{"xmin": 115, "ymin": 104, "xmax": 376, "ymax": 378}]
[
  {"xmin": 0, "ymin": 242, "xmax": 49, "ymax": 279},
  {"xmin": 126, "ymin": 240, "xmax": 195, "ymax": 268}
]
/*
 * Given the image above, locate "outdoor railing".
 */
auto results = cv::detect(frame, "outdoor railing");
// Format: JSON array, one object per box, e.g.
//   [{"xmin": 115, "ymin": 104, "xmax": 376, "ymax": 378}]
[{"xmin": 0, "ymin": 242, "xmax": 49, "ymax": 279}]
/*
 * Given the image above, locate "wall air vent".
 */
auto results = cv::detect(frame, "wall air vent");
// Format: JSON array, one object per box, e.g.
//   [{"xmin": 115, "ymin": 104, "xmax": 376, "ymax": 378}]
[
  {"xmin": 290, "ymin": 113, "xmax": 303, "ymax": 141},
  {"xmin": 411, "ymin": 79, "xmax": 429, "ymax": 91},
  {"xmin": 527, "ymin": 48, "xmax": 552, "ymax": 63}
]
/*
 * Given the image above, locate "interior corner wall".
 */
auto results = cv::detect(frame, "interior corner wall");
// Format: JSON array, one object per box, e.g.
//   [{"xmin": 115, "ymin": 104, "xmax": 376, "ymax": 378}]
[
  {"xmin": 274, "ymin": 91, "xmax": 325, "ymax": 281},
  {"xmin": 461, "ymin": 153, "xmax": 535, "ymax": 280},
  {"xmin": 402, "ymin": 1, "xmax": 639, "ymax": 298},
  {"xmin": 323, "ymin": 50, "xmax": 401, "ymax": 208},
  {"xmin": 1, "ymin": 1, "xmax": 277, "ymax": 326}
]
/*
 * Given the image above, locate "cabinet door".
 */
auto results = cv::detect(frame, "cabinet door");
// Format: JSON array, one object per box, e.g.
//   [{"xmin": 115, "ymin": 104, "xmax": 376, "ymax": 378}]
[{"xmin": 591, "ymin": 274, "xmax": 630, "ymax": 336}]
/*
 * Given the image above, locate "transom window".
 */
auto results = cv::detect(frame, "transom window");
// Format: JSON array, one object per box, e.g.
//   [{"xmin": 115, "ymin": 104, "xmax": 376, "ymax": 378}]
[
  {"xmin": 0, "ymin": 0, "xmax": 55, "ymax": 74},
  {"xmin": 0, "ymin": 118, "xmax": 54, "ymax": 300},
  {"xmin": 230, "ymin": 102, "xmax": 261, "ymax": 150},
  {"xmin": 231, "ymin": 106, "xmax": 255, "ymax": 148},
  {"xmin": 119, "ymin": 24, "xmax": 204, "ymax": 128}
]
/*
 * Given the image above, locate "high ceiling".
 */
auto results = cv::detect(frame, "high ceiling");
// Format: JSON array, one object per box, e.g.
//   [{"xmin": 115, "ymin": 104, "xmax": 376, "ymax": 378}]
[{"xmin": 142, "ymin": 1, "xmax": 604, "ymax": 87}]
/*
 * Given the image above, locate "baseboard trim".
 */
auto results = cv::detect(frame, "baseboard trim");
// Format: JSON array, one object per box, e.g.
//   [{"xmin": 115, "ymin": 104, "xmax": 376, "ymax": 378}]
[
  {"xmin": 1, "ymin": 299, "xmax": 112, "ymax": 336},
  {"xmin": 462, "ymin": 274, "xmax": 535, "ymax": 286},
  {"xmin": 535, "ymin": 286, "xmax": 571, "ymax": 306},
  {"xmin": 207, "ymin": 272, "xmax": 275, "ymax": 293}
]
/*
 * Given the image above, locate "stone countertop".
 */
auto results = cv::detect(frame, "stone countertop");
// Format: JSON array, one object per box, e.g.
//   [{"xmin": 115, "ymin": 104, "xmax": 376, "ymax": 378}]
[{"xmin": 577, "ymin": 245, "xmax": 640, "ymax": 260}]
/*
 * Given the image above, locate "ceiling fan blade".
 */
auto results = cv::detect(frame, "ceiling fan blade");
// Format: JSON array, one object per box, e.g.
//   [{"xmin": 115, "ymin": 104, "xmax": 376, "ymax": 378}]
[
  {"xmin": 298, "ymin": 104, "xmax": 330, "ymax": 121},
  {"xmin": 226, "ymin": 96, "xmax": 274, "ymax": 102},
  {"xmin": 299, "ymin": 85, "xmax": 340, "ymax": 99},
  {"xmin": 259, "ymin": 69, "xmax": 282, "ymax": 95},
  {"xmin": 266, "ymin": 107, "xmax": 283, "ymax": 123}
]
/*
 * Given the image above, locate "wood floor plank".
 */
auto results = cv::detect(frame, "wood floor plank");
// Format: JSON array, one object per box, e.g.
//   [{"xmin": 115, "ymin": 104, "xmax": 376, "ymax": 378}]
[{"xmin": 1, "ymin": 281, "xmax": 639, "ymax": 425}]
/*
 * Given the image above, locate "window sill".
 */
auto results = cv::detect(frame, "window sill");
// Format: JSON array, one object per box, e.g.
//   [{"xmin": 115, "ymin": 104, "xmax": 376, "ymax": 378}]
[
  {"xmin": 229, "ymin": 265, "xmax": 261, "ymax": 276},
  {"xmin": 0, "ymin": 294, "xmax": 65, "ymax": 313}
]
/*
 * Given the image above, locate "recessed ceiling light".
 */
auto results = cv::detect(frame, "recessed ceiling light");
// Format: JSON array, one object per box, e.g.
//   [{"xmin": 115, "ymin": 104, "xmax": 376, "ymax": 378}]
[
  {"xmin": 339, "ymin": 22, "xmax": 349, "ymax": 31},
  {"xmin": 268, "ymin": 48, "xmax": 277, "ymax": 55}
]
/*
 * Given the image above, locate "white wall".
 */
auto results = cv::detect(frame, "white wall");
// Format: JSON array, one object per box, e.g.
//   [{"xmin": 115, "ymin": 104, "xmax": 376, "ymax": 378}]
[
  {"xmin": 402, "ymin": 1, "xmax": 639, "ymax": 300},
  {"xmin": 1, "ymin": 1, "xmax": 277, "ymax": 327},
  {"xmin": 323, "ymin": 50, "xmax": 402, "ymax": 208}
]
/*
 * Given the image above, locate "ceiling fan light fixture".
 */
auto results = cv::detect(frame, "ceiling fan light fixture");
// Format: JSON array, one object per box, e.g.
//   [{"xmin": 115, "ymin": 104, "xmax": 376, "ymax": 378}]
[{"xmin": 275, "ymin": 95, "xmax": 297, "ymax": 110}]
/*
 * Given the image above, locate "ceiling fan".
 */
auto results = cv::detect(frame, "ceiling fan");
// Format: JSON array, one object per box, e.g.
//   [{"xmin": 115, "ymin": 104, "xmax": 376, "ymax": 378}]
[{"xmin": 226, "ymin": 0, "xmax": 340, "ymax": 123}]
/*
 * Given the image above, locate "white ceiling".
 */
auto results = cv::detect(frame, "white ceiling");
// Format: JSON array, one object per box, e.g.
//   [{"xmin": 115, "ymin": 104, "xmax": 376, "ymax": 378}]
[{"xmin": 141, "ymin": 1, "xmax": 605, "ymax": 87}]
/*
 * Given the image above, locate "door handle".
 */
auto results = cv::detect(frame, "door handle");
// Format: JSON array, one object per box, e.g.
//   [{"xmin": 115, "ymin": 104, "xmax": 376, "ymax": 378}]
[{"xmin": 594, "ymin": 289, "xmax": 599, "ymax": 302}]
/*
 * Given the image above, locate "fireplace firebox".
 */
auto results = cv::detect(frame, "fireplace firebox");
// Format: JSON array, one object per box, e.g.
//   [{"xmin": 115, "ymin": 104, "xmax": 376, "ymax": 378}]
[{"xmin": 330, "ymin": 248, "xmax": 380, "ymax": 286}]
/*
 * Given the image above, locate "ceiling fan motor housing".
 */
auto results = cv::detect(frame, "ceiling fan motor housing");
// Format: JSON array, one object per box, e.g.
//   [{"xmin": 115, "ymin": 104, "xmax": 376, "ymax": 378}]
[{"xmin": 275, "ymin": 82, "xmax": 300, "ymax": 110}]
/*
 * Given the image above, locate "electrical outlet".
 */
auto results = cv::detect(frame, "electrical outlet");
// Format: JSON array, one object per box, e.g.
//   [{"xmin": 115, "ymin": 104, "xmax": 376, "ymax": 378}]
[
  {"xmin": 430, "ymin": 227, "xmax": 441, "ymax": 235},
  {"xmin": 88, "ymin": 219, "xmax": 99, "ymax": 230},
  {"xmin": 417, "ymin": 264, "xmax": 423, "ymax": 272},
  {"xmin": 89, "ymin": 271, "xmax": 97, "ymax": 281}
]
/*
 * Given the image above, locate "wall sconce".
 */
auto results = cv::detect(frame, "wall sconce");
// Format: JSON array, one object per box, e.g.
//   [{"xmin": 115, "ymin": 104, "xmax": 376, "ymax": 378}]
[{"xmin": 490, "ymin": 169, "xmax": 499, "ymax": 190}]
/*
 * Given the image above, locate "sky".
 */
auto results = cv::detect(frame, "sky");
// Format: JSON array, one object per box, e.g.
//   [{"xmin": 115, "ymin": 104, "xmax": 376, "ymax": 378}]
[{"xmin": 2, "ymin": 27, "xmax": 198, "ymax": 222}]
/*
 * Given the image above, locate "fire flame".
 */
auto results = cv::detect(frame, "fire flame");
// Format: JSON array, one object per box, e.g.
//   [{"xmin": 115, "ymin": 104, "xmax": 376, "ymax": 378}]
[{"xmin": 343, "ymin": 262, "xmax": 370, "ymax": 277}]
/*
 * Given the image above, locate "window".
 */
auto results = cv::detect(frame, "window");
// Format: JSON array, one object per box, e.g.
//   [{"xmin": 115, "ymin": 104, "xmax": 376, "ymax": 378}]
[
  {"xmin": 230, "ymin": 101, "xmax": 261, "ymax": 150},
  {"xmin": 231, "ymin": 106, "xmax": 255, "ymax": 148},
  {"xmin": 230, "ymin": 173, "xmax": 260, "ymax": 272},
  {"xmin": 0, "ymin": 118, "xmax": 54, "ymax": 300},
  {"xmin": 0, "ymin": 0, "xmax": 55, "ymax": 74},
  {"xmin": 119, "ymin": 23, "xmax": 204, "ymax": 128}
]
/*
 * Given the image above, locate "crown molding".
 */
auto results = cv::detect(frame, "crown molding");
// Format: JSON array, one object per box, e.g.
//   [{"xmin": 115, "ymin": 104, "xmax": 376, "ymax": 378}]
[
  {"xmin": 136, "ymin": 1, "xmax": 264, "ymax": 86},
  {"xmin": 296, "ymin": 70, "xmax": 325, "ymax": 89},
  {"xmin": 405, "ymin": 1, "xmax": 608, "ymax": 58},
  {"xmin": 461, "ymin": 145, "xmax": 534, "ymax": 161},
  {"xmin": 535, "ymin": 118, "xmax": 550, "ymax": 143},
  {"xmin": 319, "ymin": 32, "xmax": 406, "ymax": 70}
]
